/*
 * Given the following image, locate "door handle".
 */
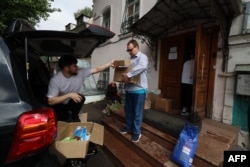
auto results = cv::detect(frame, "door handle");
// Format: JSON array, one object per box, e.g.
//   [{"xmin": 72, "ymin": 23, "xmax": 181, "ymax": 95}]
[{"xmin": 201, "ymin": 54, "xmax": 205, "ymax": 80}]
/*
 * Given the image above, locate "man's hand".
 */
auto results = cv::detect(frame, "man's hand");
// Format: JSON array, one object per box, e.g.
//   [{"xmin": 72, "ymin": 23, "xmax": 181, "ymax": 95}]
[
  {"xmin": 121, "ymin": 73, "xmax": 129, "ymax": 83},
  {"xmin": 111, "ymin": 59, "xmax": 116, "ymax": 68},
  {"xmin": 70, "ymin": 93, "xmax": 83, "ymax": 103}
]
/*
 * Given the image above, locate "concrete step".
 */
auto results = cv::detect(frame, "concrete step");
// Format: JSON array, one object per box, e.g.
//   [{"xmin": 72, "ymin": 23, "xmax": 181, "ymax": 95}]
[
  {"xmin": 107, "ymin": 108, "xmax": 240, "ymax": 167},
  {"xmin": 102, "ymin": 117, "xmax": 175, "ymax": 167},
  {"xmin": 111, "ymin": 109, "xmax": 178, "ymax": 150},
  {"xmin": 194, "ymin": 118, "xmax": 240, "ymax": 167},
  {"xmin": 103, "ymin": 129, "xmax": 152, "ymax": 167}
]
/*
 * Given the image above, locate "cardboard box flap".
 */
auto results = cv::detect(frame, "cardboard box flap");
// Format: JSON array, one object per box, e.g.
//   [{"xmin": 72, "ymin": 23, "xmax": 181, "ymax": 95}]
[
  {"xmin": 114, "ymin": 59, "xmax": 131, "ymax": 67},
  {"xmin": 57, "ymin": 121, "xmax": 69, "ymax": 138},
  {"xmin": 56, "ymin": 118, "xmax": 89, "ymax": 139},
  {"xmin": 90, "ymin": 123, "xmax": 104, "ymax": 145},
  {"xmin": 114, "ymin": 66, "xmax": 140, "ymax": 83},
  {"xmin": 79, "ymin": 113, "xmax": 87, "ymax": 122},
  {"xmin": 55, "ymin": 140, "xmax": 88, "ymax": 158}
]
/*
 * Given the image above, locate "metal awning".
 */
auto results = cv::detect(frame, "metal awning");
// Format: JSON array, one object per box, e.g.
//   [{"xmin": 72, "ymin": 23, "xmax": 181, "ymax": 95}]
[
  {"xmin": 130, "ymin": 0, "xmax": 242, "ymax": 39},
  {"xmin": 129, "ymin": 0, "xmax": 242, "ymax": 71}
]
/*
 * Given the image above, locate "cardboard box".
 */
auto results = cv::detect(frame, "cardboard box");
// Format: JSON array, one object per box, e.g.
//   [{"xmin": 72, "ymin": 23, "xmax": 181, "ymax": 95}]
[
  {"xmin": 49, "ymin": 113, "xmax": 104, "ymax": 164},
  {"xmin": 147, "ymin": 92, "xmax": 162, "ymax": 108},
  {"xmin": 154, "ymin": 98, "xmax": 172, "ymax": 112},
  {"xmin": 113, "ymin": 67, "xmax": 140, "ymax": 83},
  {"xmin": 113, "ymin": 59, "xmax": 140, "ymax": 83},
  {"xmin": 144, "ymin": 99, "xmax": 152, "ymax": 109},
  {"xmin": 114, "ymin": 59, "xmax": 131, "ymax": 67}
]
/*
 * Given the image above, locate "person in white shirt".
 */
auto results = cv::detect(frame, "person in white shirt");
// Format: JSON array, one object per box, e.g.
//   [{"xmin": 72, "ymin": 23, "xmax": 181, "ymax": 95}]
[{"xmin": 181, "ymin": 55, "xmax": 194, "ymax": 116}]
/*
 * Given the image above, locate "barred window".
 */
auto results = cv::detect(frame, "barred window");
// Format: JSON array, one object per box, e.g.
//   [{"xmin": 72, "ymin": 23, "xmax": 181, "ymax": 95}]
[{"xmin": 120, "ymin": 0, "xmax": 140, "ymax": 34}]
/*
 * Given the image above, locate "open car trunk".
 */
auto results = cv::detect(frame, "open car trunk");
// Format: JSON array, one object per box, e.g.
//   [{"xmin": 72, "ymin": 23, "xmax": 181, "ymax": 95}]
[
  {"xmin": 4, "ymin": 19, "xmax": 115, "ymax": 58},
  {"xmin": 3, "ymin": 18, "xmax": 115, "ymax": 106}
]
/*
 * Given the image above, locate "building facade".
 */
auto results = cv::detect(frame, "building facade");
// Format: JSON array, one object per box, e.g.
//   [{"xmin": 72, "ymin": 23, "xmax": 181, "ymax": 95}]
[{"xmin": 90, "ymin": 0, "xmax": 249, "ymax": 150}]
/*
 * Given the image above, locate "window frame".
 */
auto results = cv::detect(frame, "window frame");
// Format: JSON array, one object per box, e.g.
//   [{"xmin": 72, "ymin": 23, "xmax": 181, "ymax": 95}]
[
  {"xmin": 120, "ymin": 0, "xmax": 140, "ymax": 34},
  {"xmin": 102, "ymin": 6, "xmax": 111, "ymax": 30}
]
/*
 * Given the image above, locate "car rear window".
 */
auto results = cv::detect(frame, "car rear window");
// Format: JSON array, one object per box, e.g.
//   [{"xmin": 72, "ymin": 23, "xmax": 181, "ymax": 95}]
[{"xmin": 0, "ymin": 39, "xmax": 20, "ymax": 103}]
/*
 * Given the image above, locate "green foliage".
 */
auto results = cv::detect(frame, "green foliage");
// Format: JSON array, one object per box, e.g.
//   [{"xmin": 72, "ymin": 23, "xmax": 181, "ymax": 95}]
[
  {"xmin": 107, "ymin": 102, "xmax": 123, "ymax": 112},
  {"xmin": 74, "ymin": 7, "xmax": 93, "ymax": 19},
  {"xmin": 0, "ymin": 0, "xmax": 60, "ymax": 34}
]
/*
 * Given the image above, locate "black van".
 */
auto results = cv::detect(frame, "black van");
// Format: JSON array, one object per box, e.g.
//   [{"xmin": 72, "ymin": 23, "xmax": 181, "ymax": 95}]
[{"xmin": 0, "ymin": 19, "xmax": 114, "ymax": 167}]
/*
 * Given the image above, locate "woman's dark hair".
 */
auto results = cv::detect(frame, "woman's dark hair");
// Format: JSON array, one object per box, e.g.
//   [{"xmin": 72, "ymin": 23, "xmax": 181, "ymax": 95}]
[{"xmin": 58, "ymin": 55, "xmax": 77, "ymax": 70}]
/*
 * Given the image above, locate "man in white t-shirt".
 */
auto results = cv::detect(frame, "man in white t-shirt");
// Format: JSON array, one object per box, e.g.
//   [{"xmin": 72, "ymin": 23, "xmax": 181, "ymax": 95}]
[
  {"xmin": 181, "ymin": 55, "xmax": 194, "ymax": 116},
  {"xmin": 47, "ymin": 55, "xmax": 114, "ymax": 122}
]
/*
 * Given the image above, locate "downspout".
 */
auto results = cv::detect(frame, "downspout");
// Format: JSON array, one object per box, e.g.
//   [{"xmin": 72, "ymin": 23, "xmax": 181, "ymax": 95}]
[{"xmin": 210, "ymin": 0, "xmax": 232, "ymax": 72}]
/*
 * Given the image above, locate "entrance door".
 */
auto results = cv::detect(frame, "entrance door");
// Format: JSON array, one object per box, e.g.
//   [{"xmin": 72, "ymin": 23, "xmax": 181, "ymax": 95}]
[
  {"xmin": 159, "ymin": 26, "xmax": 214, "ymax": 118},
  {"xmin": 159, "ymin": 35, "xmax": 184, "ymax": 109},
  {"xmin": 193, "ymin": 25, "xmax": 212, "ymax": 119}
]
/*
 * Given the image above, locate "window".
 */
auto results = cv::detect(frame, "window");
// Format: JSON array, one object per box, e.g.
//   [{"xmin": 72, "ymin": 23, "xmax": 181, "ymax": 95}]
[
  {"xmin": 121, "ymin": 0, "xmax": 140, "ymax": 34},
  {"xmin": 97, "ymin": 68, "xmax": 109, "ymax": 90},
  {"xmin": 243, "ymin": 2, "xmax": 250, "ymax": 34},
  {"xmin": 102, "ymin": 7, "xmax": 111, "ymax": 30},
  {"xmin": 127, "ymin": 0, "xmax": 139, "ymax": 23},
  {"xmin": 77, "ymin": 59, "xmax": 105, "ymax": 95}
]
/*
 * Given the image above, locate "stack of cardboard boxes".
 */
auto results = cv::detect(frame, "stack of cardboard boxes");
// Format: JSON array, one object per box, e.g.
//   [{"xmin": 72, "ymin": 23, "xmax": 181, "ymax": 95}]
[{"xmin": 146, "ymin": 92, "xmax": 172, "ymax": 112}]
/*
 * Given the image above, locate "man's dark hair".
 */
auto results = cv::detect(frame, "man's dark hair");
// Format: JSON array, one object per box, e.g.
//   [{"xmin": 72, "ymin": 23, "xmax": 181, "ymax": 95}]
[{"xmin": 58, "ymin": 55, "xmax": 77, "ymax": 70}]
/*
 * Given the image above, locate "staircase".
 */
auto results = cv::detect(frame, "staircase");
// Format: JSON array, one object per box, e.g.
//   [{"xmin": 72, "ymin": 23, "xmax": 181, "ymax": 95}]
[{"xmin": 101, "ymin": 108, "xmax": 240, "ymax": 167}]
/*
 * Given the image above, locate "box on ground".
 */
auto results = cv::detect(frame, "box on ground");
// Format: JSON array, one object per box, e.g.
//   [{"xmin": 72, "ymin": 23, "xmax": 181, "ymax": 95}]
[
  {"xmin": 113, "ymin": 59, "xmax": 140, "ymax": 84},
  {"xmin": 49, "ymin": 113, "xmax": 104, "ymax": 165},
  {"xmin": 144, "ymin": 99, "xmax": 152, "ymax": 109},
  {"xmin": 147, "ymin": 92, "xmax": 162, "ymax": 108},
  {"xmin": 154, "ymin": 97, "xmax": 172, "ymax": 112}
]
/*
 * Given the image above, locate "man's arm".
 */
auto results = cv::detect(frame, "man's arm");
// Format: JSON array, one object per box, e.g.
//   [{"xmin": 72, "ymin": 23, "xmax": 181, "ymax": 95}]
[
  {"xmin": 91, "ymin": 60, "xmax": 115, "ymax": 74},
  {"xmin": 127, "ymin": 55, "xmax": 148, "ymax": 78},
  {"xmin": 48, "ymin": 92, "xmax": 83, "ymax": 105}
]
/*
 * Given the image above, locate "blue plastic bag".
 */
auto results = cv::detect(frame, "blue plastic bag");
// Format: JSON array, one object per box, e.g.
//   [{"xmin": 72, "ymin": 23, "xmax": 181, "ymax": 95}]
[
  {"xmin": 170, "ymin": 122, "xmax": 199, "ymax": 167},
  {"xmin": 74, "ymin": 126, "xmax": 87, "ymax": 141}
]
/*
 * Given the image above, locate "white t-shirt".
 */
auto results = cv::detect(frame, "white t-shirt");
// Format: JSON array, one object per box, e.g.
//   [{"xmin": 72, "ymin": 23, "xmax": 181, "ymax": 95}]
[
  {"xmin": 181, "ymin": 59, "xmax": 194, "ymax": 85},
  {"xmin": 47, "ymin": 68, "xmax": 91, "ymax": 103}
]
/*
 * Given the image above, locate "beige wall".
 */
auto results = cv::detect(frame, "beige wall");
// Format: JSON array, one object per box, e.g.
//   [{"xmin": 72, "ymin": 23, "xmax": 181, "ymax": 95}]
[
  {"xmin": 91, "ymin": 0, "xmax": 158, "ymax": 90},
  {"xmin": 226, "ymin": 6, "xmax": 250, "ymax": 149}
]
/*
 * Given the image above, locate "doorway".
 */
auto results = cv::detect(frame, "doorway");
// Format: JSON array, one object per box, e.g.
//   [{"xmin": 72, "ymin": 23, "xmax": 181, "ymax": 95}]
[
  {"xmin": 180, "ymin": 37, "xmax": 196, "ymax": 115},
  {"xmin": 159, "ymin": 26, "xmax": 217, "ymax": 119}
]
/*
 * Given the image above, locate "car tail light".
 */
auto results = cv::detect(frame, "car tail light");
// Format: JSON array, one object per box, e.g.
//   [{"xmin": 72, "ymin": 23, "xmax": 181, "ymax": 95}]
[{"xmin": 6, "ymin": 107, "xmax": 57, "ymax": 162}]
